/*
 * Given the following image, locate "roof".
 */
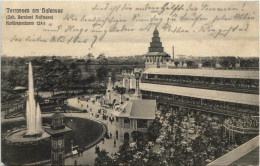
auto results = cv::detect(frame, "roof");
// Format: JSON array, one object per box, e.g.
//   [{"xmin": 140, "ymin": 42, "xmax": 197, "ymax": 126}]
[
  {"xmin": 144, "ymin": 68, "xmax": 259, "ymax": 79},
  {"xmin": 146, "ymin": 52, "xmax": 167, "ymax": 56},
  {"xmin": 140, "ymin": 83, "xmax": 259, "ymax": 106},
  {"xmin": 112, "ymin": 100, "xmax": 156, "ymax": 119},
  {"xmin": 207, "ymin": 136, "xmax": 259, "ymax": 166},
  {"xmin": 51, "ymin": 111, "xmax": 65, "ymax": 119},
  {"xmin": 45, "ymin": 126, "xmax": 71, "ymax": 135}
]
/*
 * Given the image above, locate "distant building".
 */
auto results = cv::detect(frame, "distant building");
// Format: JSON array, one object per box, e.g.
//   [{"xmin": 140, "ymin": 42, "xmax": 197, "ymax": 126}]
[{"xmin": 145, "ymin": 28, "xmax": 171, "ymax": 69}]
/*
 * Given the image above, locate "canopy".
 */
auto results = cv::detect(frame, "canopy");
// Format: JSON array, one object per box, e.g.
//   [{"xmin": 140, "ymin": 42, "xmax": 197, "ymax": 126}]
[
  {"xmin": 144, "ymin": 68, "xmax": 259, "ymax": 79},
  {"xmin": 140, "ymin": 83, "xmax": 259, "ymax": 106}
]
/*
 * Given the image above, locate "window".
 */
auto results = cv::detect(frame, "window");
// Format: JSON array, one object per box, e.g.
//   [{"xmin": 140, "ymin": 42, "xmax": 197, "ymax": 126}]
[{"xmin": 124, "ymin": 118, "xmax": 130, "ymax": 123}]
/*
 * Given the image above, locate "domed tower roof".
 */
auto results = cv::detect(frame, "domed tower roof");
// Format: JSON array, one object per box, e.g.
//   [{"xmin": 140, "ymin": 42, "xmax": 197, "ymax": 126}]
[
  {"xmin": 153, "ymin": 28, "xmax": 159, "ymax": 34},
  {"xmin": 51, "ymin": 111, "xmax": 65, "ymax": 119}
]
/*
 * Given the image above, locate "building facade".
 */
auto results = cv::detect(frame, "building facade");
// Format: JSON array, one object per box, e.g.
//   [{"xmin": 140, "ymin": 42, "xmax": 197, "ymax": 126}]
[
  {"xmin": 110, "ymin": 100, "xmax": 156, "ymax": 141},
  {"xmin": 140, "ymin": 29, "xmax": 259, "ymax": 119}
]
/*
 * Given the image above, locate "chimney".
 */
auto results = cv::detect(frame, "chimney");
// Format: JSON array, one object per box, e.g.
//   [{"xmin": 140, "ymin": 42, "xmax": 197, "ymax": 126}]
[{"xmin": 172, "ymin": 46, "xmax": 174, "ymax": 61}]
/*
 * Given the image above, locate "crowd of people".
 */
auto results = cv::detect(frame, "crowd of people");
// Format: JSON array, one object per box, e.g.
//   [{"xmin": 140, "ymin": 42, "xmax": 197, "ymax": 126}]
[{"xmin": 225, "ymin": 116, "xmax": 259, "ymax": 129}]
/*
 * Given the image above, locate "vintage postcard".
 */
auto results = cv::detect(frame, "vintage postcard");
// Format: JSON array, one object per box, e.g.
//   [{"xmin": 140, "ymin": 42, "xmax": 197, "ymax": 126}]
[{"xmin": 1, "ymin": 1, "xmax": 259, "ymax": 166}]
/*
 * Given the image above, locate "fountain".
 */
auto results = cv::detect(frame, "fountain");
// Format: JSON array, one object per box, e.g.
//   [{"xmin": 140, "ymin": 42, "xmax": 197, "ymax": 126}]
[
  {"xmin": 3, "ymin": 62, "xmax": 50, "ymax": 143},
  {"xmin": 24, "ymin": 62, "xmax": 42, "ymax": 137},
  {"xmin": 1, "ymin": 62, "xmax": 104, "ymax": 165}
]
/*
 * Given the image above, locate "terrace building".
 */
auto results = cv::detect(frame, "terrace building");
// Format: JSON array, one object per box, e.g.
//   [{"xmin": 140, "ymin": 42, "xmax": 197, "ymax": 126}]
[
  {"xmin": 140, "ymin": 29, "xmax": 259, "ymax": 119},
  {"xmin": 110, "ymin": 100, "xmax": 156, "ymax": 141}
]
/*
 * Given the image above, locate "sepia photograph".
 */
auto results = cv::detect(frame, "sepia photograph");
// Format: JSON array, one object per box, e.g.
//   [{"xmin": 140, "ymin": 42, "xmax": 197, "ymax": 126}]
[{"xmin": 1, "ymin": 1, "xmax": 259, "ymax": 165}]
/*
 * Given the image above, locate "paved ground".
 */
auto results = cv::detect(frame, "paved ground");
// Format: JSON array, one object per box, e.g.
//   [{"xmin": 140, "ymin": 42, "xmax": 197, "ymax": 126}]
[
  {"xmin": 64, "ymin": 97, "xmax": 122, "ymax": 166},
  {"xmin": 2, "ymin": 96, "xmax": 122, "ymax": 166}
]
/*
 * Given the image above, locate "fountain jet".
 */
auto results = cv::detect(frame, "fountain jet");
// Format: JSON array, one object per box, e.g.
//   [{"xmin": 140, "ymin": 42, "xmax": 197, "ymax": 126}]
[{"xmin": 25, "ymin": 62, "xmax": 42, "ymax": 136}]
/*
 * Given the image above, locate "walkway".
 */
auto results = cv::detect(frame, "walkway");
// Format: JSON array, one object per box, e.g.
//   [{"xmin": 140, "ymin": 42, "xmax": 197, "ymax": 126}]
[{"xmin": 64, "ymin": 97, "xmax": 122, "ymax": 165}]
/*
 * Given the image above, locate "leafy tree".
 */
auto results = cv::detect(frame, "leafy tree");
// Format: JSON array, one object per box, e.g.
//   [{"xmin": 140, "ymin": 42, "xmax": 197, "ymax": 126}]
[
  {"xmin": 70, "ymin": 62, "xmax": 77, "ymax": 70},
  {"xmin": 114, "ymin": 86, "xmax": 126, "ymax": 103},
  {"xmin": 70, "ymin": 67, "xmax": 82, "ymax": 84},
  {"xmin": 97, "ymin": 66, "xmax": 108, "ymax": 83},
  {"xmin": 110, "ymin": 70, "xmax": 117, "ymax": 85},
  {"xmin": 87, "ymin": 53, "xmax": 94, "ymax": 59},
  {"xmin": 174, "ymin": 61, "xmax": 179, "ymax": 66},
  {"xmin": 202, "ymin": 61, "xmax": 212, "ymax": 67},
  {"xmin": 35, "ymin": 59, "xmax": 70, "ymax": 94},
  {"xmin": 114, "ymin": 141, "xmax": 135, "ymax": 165},
  {"xmin": 147, "ymin": 117, "xmax": 162, "ymax": 142},
  {"xmin": 219, "ymin": 56, "xmax": 236, "ymax": 67},
  {"xmin": 94, "ymin": 150, "xmax": 112, "ymax": 166}
]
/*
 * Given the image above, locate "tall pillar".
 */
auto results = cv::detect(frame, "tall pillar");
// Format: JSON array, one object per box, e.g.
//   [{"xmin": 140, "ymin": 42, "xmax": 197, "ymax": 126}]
[
  {"xmin": 129, "ymin": 78, "xmax": 133, "ymax": 89},
  {"xmin": 134, "ymin": 72, "xmax": 142, "ymax": 99},
  {"xmin": 122, "ymin": 78, "xmax": 125, "ymax": 88}
]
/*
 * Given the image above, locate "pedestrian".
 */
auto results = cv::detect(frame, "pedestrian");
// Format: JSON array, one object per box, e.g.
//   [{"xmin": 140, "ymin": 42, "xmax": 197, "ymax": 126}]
[
  {"xmin": 114, "ymin": 139, "xmax": 116, "ymax": 147},
  {"xmin": 102, "ymin": 137, "xmax": 105, "ymax": 144},
  {"xmin": 95, "ymin": 145, "xmax": 98, "ymax": 154},
  {"xmin": 110, "ymin": 132, "xmax": 112, "ymax": 139},
  {"xmin": 97, "ymin": 145, "xmax": 100, "ymax": 153}
]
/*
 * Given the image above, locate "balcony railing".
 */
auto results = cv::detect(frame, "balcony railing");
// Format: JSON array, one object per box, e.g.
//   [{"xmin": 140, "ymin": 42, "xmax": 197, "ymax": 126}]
[
  {"xmin": 223, "ymin": 123, "xmax": 259, "ymax": 135},
  {"xmin": 141, "ymin": 79, "xmax": 259, "ymax": 94},
  {"xmin": 137, "ymin": 128, "xmax": 148, "ymax": 132},
  {"xmin": 143, "ymin": 94, "xmax": 258, "ymax": 117}
]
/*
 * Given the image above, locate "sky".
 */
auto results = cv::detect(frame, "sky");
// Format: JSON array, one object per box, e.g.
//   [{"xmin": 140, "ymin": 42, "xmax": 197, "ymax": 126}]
[{"xmin": 1, "ymin": 1, "xmax": 259, "ymax": 58}]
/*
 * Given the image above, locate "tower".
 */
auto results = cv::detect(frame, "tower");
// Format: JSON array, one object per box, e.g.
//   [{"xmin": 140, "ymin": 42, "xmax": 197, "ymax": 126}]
[
  {"xmin": 45, "ymin": 111, "xmax": 71, "ymax": 166},
  {"xmin": 148, "ymin": 28, "xmax": 164, "ymax": 52},
  {"xmin": 145, "ymin": 28, "xmax": 170, "ymax": 69},
  {"xmin": 106, "ymin": 71, "xmax": 113, "ymax": 102},
  {"xmin": 134, "ymin": 71, "xmax": 142, "ymax": 100}
]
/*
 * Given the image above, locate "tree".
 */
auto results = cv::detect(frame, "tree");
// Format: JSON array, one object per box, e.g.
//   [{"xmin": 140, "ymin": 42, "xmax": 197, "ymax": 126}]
[
  {"xmin": 70, "ymin": 67, "xmax": 82, "ymax": 85},
  {"xmin": 97, "ymin": 66, "xmax": 108, "ymax": 83},
  {"xmin": 111, "ymin": 70, "xmax": 116, "ymax": 84},
  {"xmin": 97, "ymin": 53, "xmax": 105, "ymax": 60},
  {"xmin": 219, "ymin": 56, "xmax": 236, "ymax": 67},
  {"xmin": 202, "ymin": 61, "xmax": 212, "ymax": 67},
  {"xmin": 174, "ymin": 61, "xmax": 179, "ymax": 67},
  {"xmin": 87, "ymin": 53, "xmax": 94, "ymax": 59},
  {"xmin": 115, "ymin": 87, "xmax": 126, "ymax": 103},
  {"xmin": 70, "ymin": 62, "xmax": 77, "ymax": 70},
  {"xmin": 114, "ymin": 140, "xmax": 135, "ymax": 165},
  {"xmin": 35, "ymin": 59, "xmax": 70, "ymax": 94},
  {"xmin": 94, "ymin": 150, "xmax": 112, "ymax": 166},
  {"xmin": 147, "ymin": 117, "xmax": 162, "ymax": 142}
]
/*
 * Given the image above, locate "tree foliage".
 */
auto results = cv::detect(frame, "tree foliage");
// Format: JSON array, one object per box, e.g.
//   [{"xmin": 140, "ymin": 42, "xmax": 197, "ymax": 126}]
[{"xmin": 147, "ymin": 117, "xmax": 162, "ymax": 142}]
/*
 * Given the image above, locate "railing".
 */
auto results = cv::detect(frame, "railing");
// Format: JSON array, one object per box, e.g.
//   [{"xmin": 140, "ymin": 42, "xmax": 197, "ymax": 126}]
[
  {"xmin": 137, "ymin": 128, "xmax": 148, "ymax": 132},
  {"xmin": 143, "ymin": 94, "xmax": 258, "ymax": 117},
  {"xmin": 223, "ymin": 123, "xmax": 259, "ymax": 135},
  {"xmin": 141, "ymin": 79, "xmax": 259, "ymax": 94}
]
